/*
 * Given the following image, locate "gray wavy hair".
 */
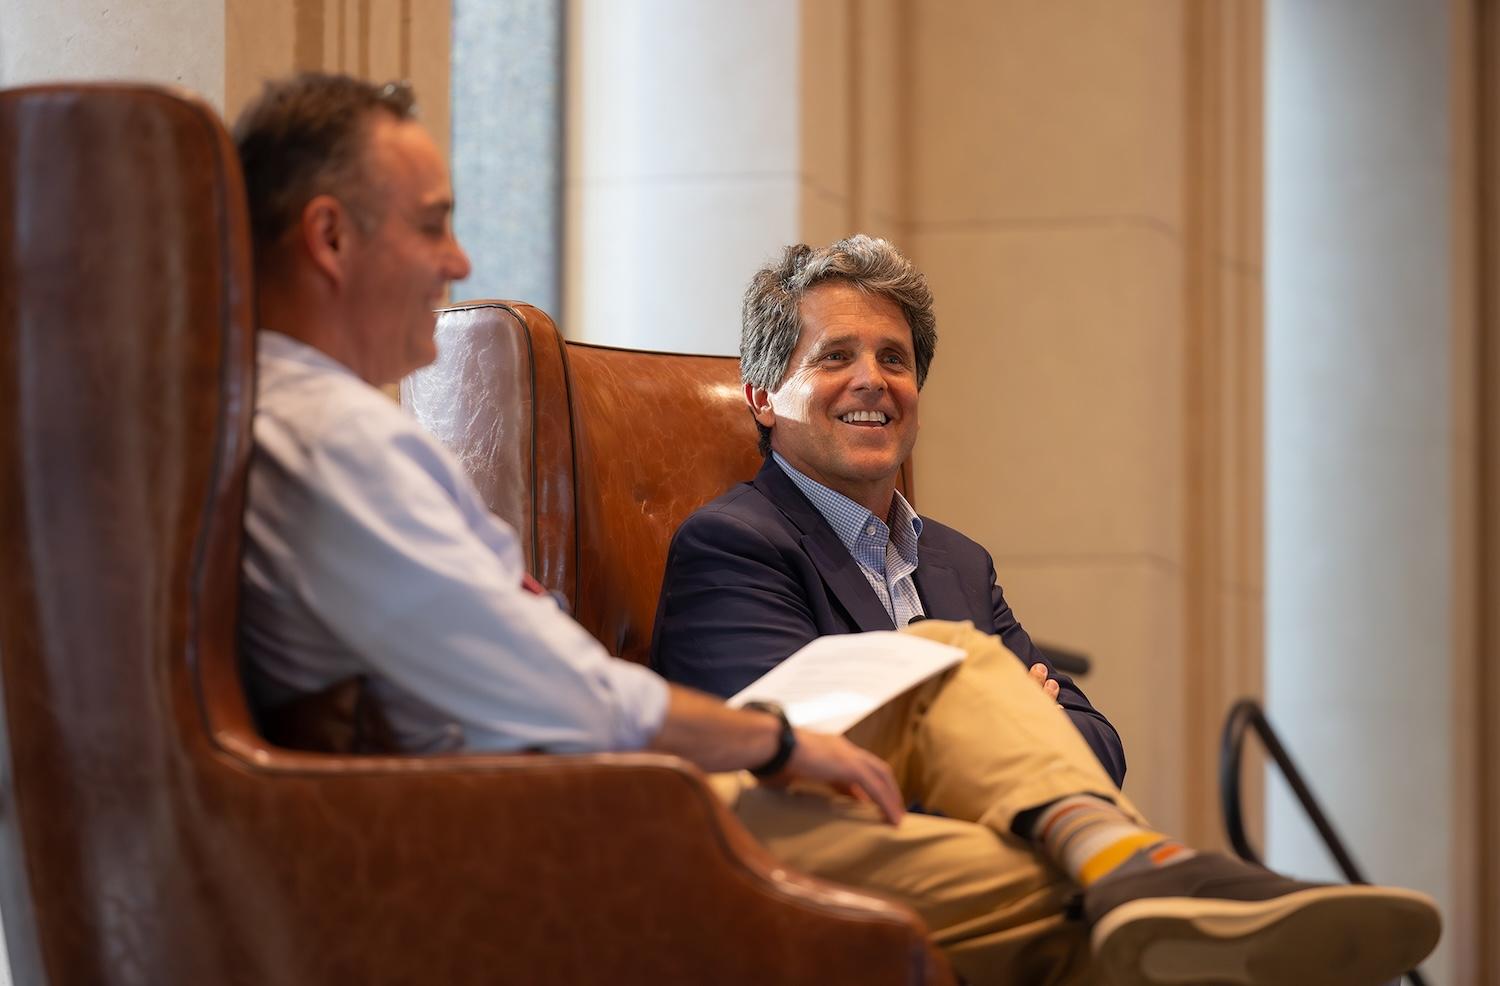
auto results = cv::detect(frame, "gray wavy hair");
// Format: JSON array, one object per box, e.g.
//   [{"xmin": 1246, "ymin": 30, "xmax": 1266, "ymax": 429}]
[{"xmin": 740, "ymin": 234, "xmax": 937, "ymax": 456}]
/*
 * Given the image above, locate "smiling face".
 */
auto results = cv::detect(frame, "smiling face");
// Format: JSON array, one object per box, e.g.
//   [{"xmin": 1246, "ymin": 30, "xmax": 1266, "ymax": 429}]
[
  {"xmin": 747, "ymin": 280, "xmax": 920, "ymax": 518},
  {"xmin": 342, "ymin": 115, "xmax": 471, "ymax": 385}
]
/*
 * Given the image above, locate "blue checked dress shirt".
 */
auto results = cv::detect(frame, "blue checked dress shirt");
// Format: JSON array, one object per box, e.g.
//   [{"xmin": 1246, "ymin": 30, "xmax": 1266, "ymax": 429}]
[{"xmin": 772, "ymin": 452, "xmax": 927, "ymax": 628}]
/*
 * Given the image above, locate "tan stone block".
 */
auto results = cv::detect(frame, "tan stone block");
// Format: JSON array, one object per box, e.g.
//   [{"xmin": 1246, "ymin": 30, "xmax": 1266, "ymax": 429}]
[
  {"xmin": 1215, "ymin": 267, "xmax": 1263, "ymax": 593},
  {"xmin": 407, "ymin": 0, "xmax": 452, "ymax": 162},
  {"xmin": 794, "ymin": 0, "xmax": 908, "ymax": 234},
  {"xmin": 1186, "ymin": 584, "xmax": 1264, "ymax": 849},
  {"xmin": 225, "ymin": 0, "xmax": 449, "ymax": 159},
  {"xmin": 855, "ymin": 0, "xmax": 905, "ymax": 230},
  {"xmin": 909, "ymin": 224, "xmax": 1185, "ymax": 564},
  {"xmin": 799, "ymin": 179, "xmax": 854, "ymax": 249},
  {"xmin": 323, "ymin": 0, "xmax": 346, "ymax": 72},
  {"xmin": 226, "ymin": 0, "xmax": 296, "ymax": 119},
  {"xmin": 363, "ymin": 0, "xmax": 402, "ymax": 79},
  {"xmin": 991, "ymin": 558, "xmax": 1190, "ymax": 835},
  {"xmin": 1229, "ymin": 586, "xmax": 1264, "ymax": 703},
  {"xmin": 1215, "ymin": 0, "xmax": 1263, "ymax": 269},
  {"xmin": 906, "ymin": 0, "xmax": 1185, "ymax": 227},
  {"xmin": 800, "ymin": 0, "xmax": 852, "ymax": 204}
]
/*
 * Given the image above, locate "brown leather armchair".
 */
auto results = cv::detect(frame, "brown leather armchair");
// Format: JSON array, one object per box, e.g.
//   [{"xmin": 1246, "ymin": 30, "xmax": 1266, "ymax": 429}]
[
  {"xmin": 0, "ymin": 83, "xmax": 950, "ymax": 985},
  {"xmin": 403, "ymin": 303, "xmax": 913, "ymax": 665}
]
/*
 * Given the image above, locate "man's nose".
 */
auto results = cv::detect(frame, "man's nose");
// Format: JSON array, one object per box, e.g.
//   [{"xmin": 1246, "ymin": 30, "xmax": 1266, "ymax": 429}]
[
  {"xmin": 447, "ymin": 236, "xmax": 473, "ymax": 282},
  {"xmin": 850, "ymin": 351, "xmax": 888, "ymax": 390}
]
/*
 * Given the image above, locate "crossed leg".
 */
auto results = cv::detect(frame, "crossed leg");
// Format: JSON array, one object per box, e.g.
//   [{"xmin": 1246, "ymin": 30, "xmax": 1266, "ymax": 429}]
[
  {"xmin": 713, "ymin": 621, "xmax": 1440, "ymax": 986},
  {"xmin": 714, "ymin": 620, "xmax": 1130, "ymax": 983}
]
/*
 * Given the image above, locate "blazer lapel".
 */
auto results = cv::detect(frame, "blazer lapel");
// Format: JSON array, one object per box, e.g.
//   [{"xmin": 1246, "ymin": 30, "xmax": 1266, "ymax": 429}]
[
  {"xmin": 913, "ymin": 543, "xmax": 976, "ymax": 623},
  {"xmin": 802, "ymin": 530, "xmax": 898, "ymax": 631},
  {"xmin": 753, "ymin": 460, "xmax": 897, "ymax": 632}
]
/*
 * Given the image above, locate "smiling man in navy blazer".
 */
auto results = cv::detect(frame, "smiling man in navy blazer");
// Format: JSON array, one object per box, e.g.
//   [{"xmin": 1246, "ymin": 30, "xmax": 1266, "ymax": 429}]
[
  {"xmin": 650, "ymin": 234, "xmax": 1125, "ymax": 785},
  {"xmin": 648, "ymin": 238, "xmax": 1441, "ymax": 986}
]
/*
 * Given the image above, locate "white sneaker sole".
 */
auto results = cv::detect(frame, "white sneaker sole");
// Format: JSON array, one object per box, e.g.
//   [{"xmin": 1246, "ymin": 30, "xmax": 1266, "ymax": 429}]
[{"xmin": 1090, "ymin": 884, "xmax": 1440, "ymax": 986}]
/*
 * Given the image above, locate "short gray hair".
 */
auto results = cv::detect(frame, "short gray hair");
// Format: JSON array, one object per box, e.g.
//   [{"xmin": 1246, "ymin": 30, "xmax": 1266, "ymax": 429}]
[{"xmin": 741, "ymin": 235, "xmax": 937, "ymax": 455}]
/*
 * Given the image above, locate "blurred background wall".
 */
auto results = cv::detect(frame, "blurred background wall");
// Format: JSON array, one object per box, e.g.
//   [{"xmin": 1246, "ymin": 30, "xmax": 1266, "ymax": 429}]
[{"xmin": 1, "ymin": 1, "xmax": 1495, "ymax": 983}]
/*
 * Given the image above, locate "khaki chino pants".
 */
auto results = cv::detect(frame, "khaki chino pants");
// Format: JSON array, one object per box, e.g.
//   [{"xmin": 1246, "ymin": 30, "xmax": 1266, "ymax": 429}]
[{"xmin": 712, "ymin": 621, "xmax": 1144, "ymax": 985}]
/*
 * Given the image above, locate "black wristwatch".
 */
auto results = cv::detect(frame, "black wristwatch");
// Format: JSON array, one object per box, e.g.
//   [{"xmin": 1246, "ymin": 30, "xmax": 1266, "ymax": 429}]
[{"xmin": 742, "ymin": 700, "xmax": 797, "ymax": 779}]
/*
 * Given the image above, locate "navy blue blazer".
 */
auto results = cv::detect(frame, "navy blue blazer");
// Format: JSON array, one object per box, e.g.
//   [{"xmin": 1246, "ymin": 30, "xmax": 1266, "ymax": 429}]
[{"xmin": 650, "ymin": 459, "xmax": 1127, "ymax": 787}]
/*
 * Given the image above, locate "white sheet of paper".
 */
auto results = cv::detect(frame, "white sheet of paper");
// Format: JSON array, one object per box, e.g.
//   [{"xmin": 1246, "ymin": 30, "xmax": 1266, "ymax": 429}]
[{"xmin": 727, "ymin": 631, "xmax": 965, "ymax": 734}]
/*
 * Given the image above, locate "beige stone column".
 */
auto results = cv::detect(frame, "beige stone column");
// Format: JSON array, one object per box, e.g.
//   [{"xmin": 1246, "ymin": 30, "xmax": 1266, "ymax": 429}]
[
  {"xmin": 1181, "ymin": 0, "xmax": 1266, "ymax": 854},
  {"xmin": 796, "ymin": 0, "xmax": 907, "ymax": 248},
  {"xmin": 564, "ymin": 0, "xmax": 802, "ymax": 352},
  {"xmin": 226, "ymin": 0, "xmax": 451, "ymax": 152},
  {"xmin": 893, "ymin": 0, "xmax": 1264, "ymax": 845},
  {"xmin": 561, "ymin": 0, "xmax": 915, "ymax": 351}
]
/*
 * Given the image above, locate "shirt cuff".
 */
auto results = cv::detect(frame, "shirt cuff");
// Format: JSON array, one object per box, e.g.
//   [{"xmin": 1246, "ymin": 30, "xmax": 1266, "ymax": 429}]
[{"xmin": 605, "ymin": 658, "xmax": 672, "ymax": 751}]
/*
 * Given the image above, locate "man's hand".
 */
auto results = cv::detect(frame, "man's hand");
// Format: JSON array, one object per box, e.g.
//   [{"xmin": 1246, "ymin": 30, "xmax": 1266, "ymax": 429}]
[
  {"xmin": 1029, "ymin": 662, "xmax": 1061, "ymax": 703},
  {"xmin": 647, "ymin": 685, "xmax": 902, "ymax": 823},
  {"xmin": 764, "ymin": 729, "xmax": 906, "ymax": 825}
]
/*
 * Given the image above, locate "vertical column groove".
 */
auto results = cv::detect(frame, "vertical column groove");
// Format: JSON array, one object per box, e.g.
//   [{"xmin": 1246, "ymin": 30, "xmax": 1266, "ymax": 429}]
[
  {"xmin": 1182, "ymin": 0, "xmax": 1265, "ymax": 850},
  {"xmin": 1469, "ymin": 1, "xmax": 1499, "ymax": 980},
  {"xmin": 293, "ymin": 0, "xmax": 324, "ymax": 71}
]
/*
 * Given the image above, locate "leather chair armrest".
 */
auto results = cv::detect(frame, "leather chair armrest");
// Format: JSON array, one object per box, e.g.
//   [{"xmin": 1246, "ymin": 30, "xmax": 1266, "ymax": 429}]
[{"xmin": 201, "ymin": 737, "xmax": 952, "ymax": 985}]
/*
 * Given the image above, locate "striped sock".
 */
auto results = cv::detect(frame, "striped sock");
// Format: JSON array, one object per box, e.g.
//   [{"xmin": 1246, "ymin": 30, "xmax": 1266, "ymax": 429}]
[{"xmin": 1030, "ymin": 795, "xmax": 1196, "ymax": 887}]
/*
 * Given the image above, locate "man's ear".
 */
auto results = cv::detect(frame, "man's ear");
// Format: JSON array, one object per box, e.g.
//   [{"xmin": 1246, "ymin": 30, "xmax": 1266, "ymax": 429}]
[
  {"xmin": 744, "ymin": 382, "xmax": 776, "ymax": 428},
  {"xmin": 299, "ymin": 193, "xmax": 352, "ymax": 286}
]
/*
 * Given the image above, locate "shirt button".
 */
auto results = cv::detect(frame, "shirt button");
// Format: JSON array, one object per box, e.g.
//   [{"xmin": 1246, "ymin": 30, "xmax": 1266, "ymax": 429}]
[{"xmin": 865, "ymin": 524, "xmax": 876, "ymax": 535}]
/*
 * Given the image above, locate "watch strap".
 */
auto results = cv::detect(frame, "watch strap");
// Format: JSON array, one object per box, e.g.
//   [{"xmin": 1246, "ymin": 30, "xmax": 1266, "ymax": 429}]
[{"xmin": 742, "ymin": 700, "xmax": 797, "ymax": 779}]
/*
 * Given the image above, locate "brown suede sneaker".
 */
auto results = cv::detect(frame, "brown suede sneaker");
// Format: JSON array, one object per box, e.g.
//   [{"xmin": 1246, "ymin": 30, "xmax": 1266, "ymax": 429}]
[{"xmin": 1083, "ymin": 852, "xmax": 1440, "ymax": 986}]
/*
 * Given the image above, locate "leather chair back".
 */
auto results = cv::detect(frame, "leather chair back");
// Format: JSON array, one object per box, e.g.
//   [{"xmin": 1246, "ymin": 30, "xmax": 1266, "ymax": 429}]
[
  {"xmin": 0, "ymin": 81, "xmax": 259, "ymax": 983},
  {"xmin": 406, "ymin": 303, "xmax": 912, "ymax": 664},
  {"xmin": 0, "ymin": 85, "xmax": 949, "ymax": 986}
]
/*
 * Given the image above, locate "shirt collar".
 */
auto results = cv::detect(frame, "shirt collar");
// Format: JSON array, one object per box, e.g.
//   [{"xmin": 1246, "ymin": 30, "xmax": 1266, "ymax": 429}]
[
  {"xmin": 258, "ymin": 329, "xmax": 361, "ymax": 381},
  {"xmin": 771, "ymin": 452, "xmax": 923, "ymax": 559}
]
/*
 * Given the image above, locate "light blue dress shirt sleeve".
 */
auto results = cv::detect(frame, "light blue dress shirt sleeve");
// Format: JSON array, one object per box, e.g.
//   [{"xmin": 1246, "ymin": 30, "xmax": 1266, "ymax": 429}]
[{"xmin": 241, "ymin": 333, "xmax": 669, "ymax": 753}]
